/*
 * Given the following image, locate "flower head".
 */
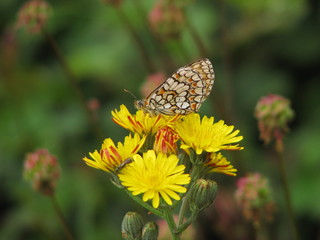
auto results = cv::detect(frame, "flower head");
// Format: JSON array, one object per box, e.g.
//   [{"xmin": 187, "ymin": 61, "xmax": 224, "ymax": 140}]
[
  {"xmin": 141, "ymin": 72, "xmax": 166, "ymax": 98},
  {"xmin": 254, "ymin": 94, "xmax": 294, "ymax": 151},
  {"xmin": 83, "ymin": 133, "xmax": 146, "ymax": 173},
  {"xmin": 235, "ymin": 173, "xmax": 274, "ymax": 223},
  {"xmin": 119, "ymin": 150, "xmax": 190, "ymax": 208},
  {"xmin": 206, "ymin": 152, "xmax": 237, "ymax": 176},
  {"xmin": 23, "ymin": 149, "xmax": 60, "ymax": 195},
  {"xmin": 16, "ymin": 0, "xmax": 52, "ymax": 33},
  {"xmin": 154, "ymin": 126, "xmax": 179, "ymax": 155},
  {"xmin": 112, "ymin": 105, "xmax": 177, "ymax": 136},
  {"xmin": 149, "ymin": 0, "xmax": 185, "ymax": 39},
  {"xmin": 174, "ymin": 113, "xmax": 243, "ymax": 155}
]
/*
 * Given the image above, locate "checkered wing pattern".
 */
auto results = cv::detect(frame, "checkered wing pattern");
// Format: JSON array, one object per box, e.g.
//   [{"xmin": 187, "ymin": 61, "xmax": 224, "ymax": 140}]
[{"xmin": 135, "ymin": 58, "xmax": 215, "ymax": 115}]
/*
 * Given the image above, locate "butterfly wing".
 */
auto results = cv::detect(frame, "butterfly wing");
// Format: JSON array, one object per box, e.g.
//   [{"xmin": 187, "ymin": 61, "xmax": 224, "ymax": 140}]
[
  {"xmin": 144, "ymin": 59, "xmax": 214, "ymax": 115},
  {"xmin": 188, "ymin": 58, "xmax": 215, "ymax": 100}
]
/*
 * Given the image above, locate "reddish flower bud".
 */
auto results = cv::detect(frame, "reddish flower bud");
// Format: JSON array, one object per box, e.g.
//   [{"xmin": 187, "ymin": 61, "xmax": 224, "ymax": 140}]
[
  {"xmin": 16, "ymin": 0, "xmax": 52, "ymax": 34},
  {"xmin": 235, "ymin": 173, "xmax": 274, "ymax": 224},
  {"xmin": 148, "ymin": 0, "xmax": 185, "ymax": 39},
  {"xmin": 254, "ymin": 94, "xmax": 294, "ymax": 151},
  {"xmin": 154, "ymin": 126, "xmax": 179, "ymax": 155},
  {"xmin": 23, "ymin": 149, "xmax": 60, "ymax": 196}
]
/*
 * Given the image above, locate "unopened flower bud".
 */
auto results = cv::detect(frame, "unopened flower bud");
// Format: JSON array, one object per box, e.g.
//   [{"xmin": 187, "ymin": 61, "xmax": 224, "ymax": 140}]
[
  {"xmin": 189, "ymin": 179, "xmax": 218, "ymax": 213},
  {"xmin": 254, "ymin": 94, "xmax": 294, "ymax": 151},
  {"xmin": 122, "ymin": 212, "xmax": 144, "ymax": 240},
  {"xmin": 235, "ymin": 173, "xmax": 274, "ymax": 224},
  {"xmin": 142, "ymin": 222, "xmax": 159, "ymax": 240},
  {"xmin": 154, "ymin": 126, "xmax": 179, "ymax": 155},
  {"xmin": 23, "ymin": 149, "xmax": 60, "ymax": 196},
  {"xmin": 16, "ymin": 0, "xmax": 52, "ymax": 34}
]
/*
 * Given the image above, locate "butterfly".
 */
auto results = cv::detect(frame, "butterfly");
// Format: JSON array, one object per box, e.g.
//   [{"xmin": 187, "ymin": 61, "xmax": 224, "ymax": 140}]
[{"xmin": 135, "ymin": 58, "xmax": 215, "ymax": 115}]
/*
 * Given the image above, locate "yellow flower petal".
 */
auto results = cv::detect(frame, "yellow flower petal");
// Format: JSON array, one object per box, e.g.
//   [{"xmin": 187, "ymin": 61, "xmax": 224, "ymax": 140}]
[
  {"xmin": 206, "ymin": 152, "xmax": 238, "ymax": 176},
  {"xmin": 83, "ymin": 133, "xmax": 146, "ymax": 173},
  {"xmin": 118, "ymin": 150, "xmax": 190, "ymax": 208},
  {"xmin": 112, "ymin": 104, "xmax": 178, "ymax": 136},
  {"xmin": 174, "ymin": 113, "xmax": 244, "ymax": 155}
]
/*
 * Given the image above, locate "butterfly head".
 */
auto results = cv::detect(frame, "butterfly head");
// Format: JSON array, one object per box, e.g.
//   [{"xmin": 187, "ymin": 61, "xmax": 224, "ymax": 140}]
[{"xmin": 134, "ymin": 99, "xmax": 146, "ymax": 111}]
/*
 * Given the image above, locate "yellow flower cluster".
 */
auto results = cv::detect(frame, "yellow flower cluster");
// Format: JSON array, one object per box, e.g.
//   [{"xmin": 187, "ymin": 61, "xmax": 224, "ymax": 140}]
[{"xmin": 83, "ymin": 105, "xmax": 243, "ymax": 208}]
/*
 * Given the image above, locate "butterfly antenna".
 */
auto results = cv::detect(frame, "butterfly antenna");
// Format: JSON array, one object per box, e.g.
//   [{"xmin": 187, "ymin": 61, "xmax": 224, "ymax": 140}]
[{"xmin": 124, "ymin": 89, "xmax": 138, "ymax": 100}]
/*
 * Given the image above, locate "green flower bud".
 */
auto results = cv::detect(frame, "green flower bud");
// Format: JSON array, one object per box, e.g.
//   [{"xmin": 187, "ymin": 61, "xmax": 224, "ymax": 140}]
[
  {"xmin": 142, "ymin": 222, "xmax": 159, "ymax": 240},
  {"xmin": 122, "ymin": 212, "xmax": 144, "ymax": 240},
  {"xmin": 189, "ymin": 179, "xmax": 218, "ymax": 213}
]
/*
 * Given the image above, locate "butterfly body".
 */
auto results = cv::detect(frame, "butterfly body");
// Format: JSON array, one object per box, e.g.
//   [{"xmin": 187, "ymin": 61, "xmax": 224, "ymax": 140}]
[{"xmin": 135, "ymin": 58, "xmax": 214, "ymax": 116}]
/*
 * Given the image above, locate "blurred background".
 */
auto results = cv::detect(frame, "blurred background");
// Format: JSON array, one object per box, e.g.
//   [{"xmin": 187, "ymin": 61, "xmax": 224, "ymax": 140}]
[{"xmin": 1, "ymin": 0, "xmax": 320, "ymax": 239}]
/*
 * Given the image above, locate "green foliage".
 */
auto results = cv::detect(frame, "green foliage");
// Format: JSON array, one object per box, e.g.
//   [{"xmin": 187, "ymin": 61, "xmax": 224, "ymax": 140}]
[{"xmin": 1, "ymin": 0, "xmax": 320, "ymax": 239}]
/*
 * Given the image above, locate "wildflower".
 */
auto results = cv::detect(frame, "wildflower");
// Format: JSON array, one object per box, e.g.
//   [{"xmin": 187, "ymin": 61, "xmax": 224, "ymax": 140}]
[
  {"xmin": 206, "ymin": 152, "xmax": 237, "ymax": 176},
  {"xmin": 174, "ymin": 113, "xmax": 243, "ymax": 155},
  {"xmin": 16, "ymin": 0, "xmax": 52, "ymax": 33},
  {"xmin": 153, "ymin": 126, "xmax": 179, "ymax": 155},
  {"xmin": 23, "ymin": 149, "xmax": 60, "ymax": 196},
  {"xmin": 149, "ymin": 0, "xmax": 185, "ymax": 39},
  {"xmin": 83, "ymin": 133, "xmax": 146, "ymax": 173},
  {"xmin": 119, "ymin": 150, "xmax": 190, "ymax": 208},
  {"xmin": 254, "ymin": 94, "xmax": 294, "ymax": 151},
  {"xmin": 112, "ymin": 105, "xmax": 177, "ymax": 136},
  {"xmin": 141, "ymin": 72, "xmax": 166, "ymax": 98},
  {"xmin": 235, "ymin": 173, "xmax": 274, "ymax": 223}
]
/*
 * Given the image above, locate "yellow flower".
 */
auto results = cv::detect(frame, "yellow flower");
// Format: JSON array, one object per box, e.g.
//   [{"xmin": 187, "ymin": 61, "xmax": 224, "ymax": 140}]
[
  {"xmin": 174, "ymin": 113, "xmax": 243, "ymax": 155},
  {"xmin": 206, "ymin": 152, "xmax": 237, "ymax": 176},
  {"xmin": 111, "ymin": 104, "xmax": 178, "ymax": 136},
  {"xmin": 83, "ymin": 133, "xmax": 146, "ymax": 172},
  {"xmin": 118, "ymin": 150, "xmax": 190, "ymax": 208}
]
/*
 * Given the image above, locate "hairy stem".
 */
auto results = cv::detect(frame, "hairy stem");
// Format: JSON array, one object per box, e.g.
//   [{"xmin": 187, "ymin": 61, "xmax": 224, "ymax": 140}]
[
  {"xmin": 50, "ymin": 195, "xmax": 74, "ymax": 240},
  {"xmin": 276, "ymin": 147, "xmax": 299, "ymax": 240}
]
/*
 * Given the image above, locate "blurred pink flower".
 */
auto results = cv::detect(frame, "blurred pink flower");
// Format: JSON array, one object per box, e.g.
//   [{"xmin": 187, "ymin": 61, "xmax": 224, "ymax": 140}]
[
  {"xmin": 235, "ymin": 173, "xmax": 274, "ymax": 224},
  {"xmin": 23, "ymin": 149, "xmax": 60, "ymax": 196},
  {"xmin": 16, "ymin": 0, "xmax": 52, "ymax": 34},
  {"xmin": 148, "ymin": 0, "xmax": 185, "ymax": 39},
  {"xmin": 87, "ymin": 98, "xmax": 100, "ymax": 111},
  {"xmin": 140, "ymin": 72, "xmax": 166, "ymax": 98},
  {"xmin": 254, "ymin": 94, "xmax": 294, "ymax": 151}
]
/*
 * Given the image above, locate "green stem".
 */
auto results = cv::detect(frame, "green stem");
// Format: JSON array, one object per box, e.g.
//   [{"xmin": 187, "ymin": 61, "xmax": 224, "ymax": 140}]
[
  {"xmin": 50, "ymin": 195, "xmax": 74, "ymax": 240},
  {"xmin": 41, "ymin": 28, "xmax": 102, "ymax": 139},
  {"xmin": 177, "ymin": 159, "xmax": 203, "ymax": 228},
  {"xmin": 182, "ymin": 8, "xmax": 208, "ymax": 58},
  {"xmin": 216, "ymin": 0, "xmax": 237, "ymax": 124},
  {"xmin": 275, "ymin": 148, "xmax": 299, "ymax": 240},
  {"xmin": 177, "ymin": 194, "xmax": 189, "ymax": 226},
  {"xmin": 124, "ymin": 189, "xmax": 163, "ymax": 217},
  {"xmin": 176, "ymin": 212, "xmax": 196, "ymax": 233},
  {"xmin": 114, "ymin": 5, "xmax": 156, "ymax": 73},
  {"xmin": 164, "ymin": 207, "xmax": 180, "ymax": 240},
  {"xmin": 253, "ymin": 221, "xmax": 268, "ymax": 240}
]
